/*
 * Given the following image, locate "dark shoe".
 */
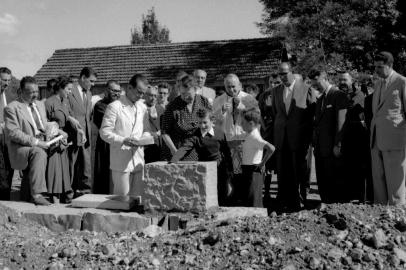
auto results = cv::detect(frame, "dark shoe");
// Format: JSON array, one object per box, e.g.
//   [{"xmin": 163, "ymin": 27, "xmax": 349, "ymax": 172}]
[
  {"xmin": 32, "ymin": 194, "xmax": 51, "ymax": 206},
  {"xmin": 62, "ymin": 191, "xmax": 74, "ymax": 204},
  {"xmin": 74, "ymin": 189, "xmax": 91, "ymax": 199}
]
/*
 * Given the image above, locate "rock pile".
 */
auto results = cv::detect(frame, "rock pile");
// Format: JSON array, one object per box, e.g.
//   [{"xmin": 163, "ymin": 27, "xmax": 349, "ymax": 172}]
[{"xmin": 1, "ymin": 203, "xmax": 406, "ymax": 269}]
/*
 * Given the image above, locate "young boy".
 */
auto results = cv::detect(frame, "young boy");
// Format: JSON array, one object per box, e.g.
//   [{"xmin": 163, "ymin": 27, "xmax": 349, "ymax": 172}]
[
  {"xmin": 171, "ymin": 108, "xmax": 233, "ymax": 206},
  {"xmin": 240, "ymin": 108, "xmax": 275, "ymax": 207}
]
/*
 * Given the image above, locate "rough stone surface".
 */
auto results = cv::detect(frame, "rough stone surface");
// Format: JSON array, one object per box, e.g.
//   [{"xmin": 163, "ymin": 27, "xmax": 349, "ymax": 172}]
[
  {"xmin": 82, "ymin": 212, "xmax": 150, "ymax": 233},
  {"xmin": 213, "ymin": 207, "xmax": 268, "ymax": 221},
  {"xmin": 139, "ymin": 161, "xmax": 218, "ymax": 212},
  {"xmin": 71, "ymin": 194, "xmax": 140, "ymax": 210},
  {"xmin": 0, "ymin": 201, "xmax": 150, "ymax": 233}
]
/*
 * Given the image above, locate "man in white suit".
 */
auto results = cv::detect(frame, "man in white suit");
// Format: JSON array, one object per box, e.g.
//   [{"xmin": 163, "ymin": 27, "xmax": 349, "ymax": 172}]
[
  {"xmin": 4, "ymin": 76, "xmax": 66, "ymax": 205},
  {"xmin": 371, "ymin": 51, "xmax": 406, "ymax": 205},
  {"xmin": 100, "ymin": 74, "xmax": 152, "ymax": 196}
]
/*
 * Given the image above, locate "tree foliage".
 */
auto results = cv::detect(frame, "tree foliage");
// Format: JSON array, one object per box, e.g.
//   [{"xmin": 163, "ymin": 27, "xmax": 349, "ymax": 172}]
[
  {"xmin": 257, "ymin": 0, "xmax": 406, "ymax": 74},
  {"xmin": 131, "ymin": 7, "xmax": 170, "ymax": 45}
]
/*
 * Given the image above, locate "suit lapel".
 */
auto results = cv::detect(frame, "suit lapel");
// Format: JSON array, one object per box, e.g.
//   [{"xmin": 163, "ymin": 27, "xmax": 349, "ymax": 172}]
[
  {"xmin": 72, "ymin": 86, "xmax": 85, "ymax": 113},
  {"xmin": 377, "ymin": 72, "xmax": 396, "ymax": 110},
  {"xmin": 17, "ymin": 100, "xmax": 36, "ymax": 131},
  {"xmin": 372, "ymin": 80, "xmax": 381, "ymax": 114}
]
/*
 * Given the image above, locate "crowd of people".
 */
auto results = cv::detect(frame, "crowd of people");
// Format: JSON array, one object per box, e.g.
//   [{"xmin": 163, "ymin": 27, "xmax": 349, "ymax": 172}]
[{"xmin": 0, "ymin": 50, "xmax": 404, "ymax": 211}]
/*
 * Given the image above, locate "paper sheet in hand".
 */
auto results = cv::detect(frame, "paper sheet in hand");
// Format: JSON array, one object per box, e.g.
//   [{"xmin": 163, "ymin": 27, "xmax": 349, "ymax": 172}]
[
  {"xmin": 46, "ymin": 135, "xmax": 64, "ymax": 146},
  {"xmin": 137, "ymin": 135, "xmax": 154, "ymax": 146}
]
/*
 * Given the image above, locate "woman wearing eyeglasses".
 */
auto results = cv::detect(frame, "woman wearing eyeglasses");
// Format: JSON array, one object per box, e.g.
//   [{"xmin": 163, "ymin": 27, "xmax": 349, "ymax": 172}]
[{"xmin": 161, "ymin": 74, "xmax": 211, "ymax": 161}]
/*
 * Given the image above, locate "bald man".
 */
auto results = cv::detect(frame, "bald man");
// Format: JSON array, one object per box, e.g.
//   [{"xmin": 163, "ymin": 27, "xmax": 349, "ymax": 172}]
[
  {"xmin": 338, "ymin": 72, "xmax": 369, "ymax": 202},
  {"xmin": 213, "ymin": 74, "xmax": 258, "ymax": 205},
  {"xmin": 193, "ymin": 69, "xmax": 216, "ymax": 104},
  {"xmin": 272, "ymin": 63, "xmax": 315, "ymax": 211}
]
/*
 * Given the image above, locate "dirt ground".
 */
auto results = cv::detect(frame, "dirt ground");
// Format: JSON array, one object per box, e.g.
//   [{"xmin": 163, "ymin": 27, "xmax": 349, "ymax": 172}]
[{"xmin": 1, "ymin": 201, "xmax": 406, "ymax": 270}]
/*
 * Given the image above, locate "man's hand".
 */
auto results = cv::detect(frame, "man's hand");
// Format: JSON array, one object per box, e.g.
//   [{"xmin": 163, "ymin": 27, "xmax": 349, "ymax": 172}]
[
  {"xmin": 333, "ymin": 145, "xmax": 342, "ymax": 157},
  {"xmin": 78, "ymin": 129, "xmax": 87, "ymax": 144},
  {"xmin": 70, "ymin": 117, "xmax": 82, "ymax": 130},
  {"xmin": 123, "ymin": 137, "xmax": 137, "ymax": 147},
  {"xmin": 59, "ymin": 130, "xmax": 68, "ymax": 139},
  {"xmin": 37, "ymin": 140, "xmax": 49, "ymax": 150},
  {"xmin": 222, "ymin": 103, "xmax": 232, "ymax": 114},
  {"xmin": 265, "ymin": 95, "xmax": 272, "ymax": 107}
]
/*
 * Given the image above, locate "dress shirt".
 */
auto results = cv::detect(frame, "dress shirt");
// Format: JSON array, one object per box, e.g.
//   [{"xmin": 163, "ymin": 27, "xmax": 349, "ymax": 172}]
[
  {"xmin": 26, "ymin": 102, "xmax": 44, "ymax": 135},
  {"xmin": 380, "ymin": 70, "xmax": 394, "ymax": 101},
  {"xmin": 213, "ymin": 91, "xmax": 258, "ymax": 141},
  {"xmin": 242, "ymin": 128, "xmax": 268, "ymax": 165},
  {"xmin": 201, "ymin": 127, "xmax": 215, "ymax": 138},
  {"xmin": 283, "ymin": 80, "xmax": 296, "ymax": 111},
  {"xmin": 195, "ymin": 86, "xmax": 216, "ymax": 104}
]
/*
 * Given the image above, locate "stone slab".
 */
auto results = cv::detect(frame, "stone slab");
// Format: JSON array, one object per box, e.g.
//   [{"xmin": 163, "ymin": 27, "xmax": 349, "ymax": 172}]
[
  {"xmin": 71, "ymin": 194, "xmax": 140, "ymax": 210},
  {"xmin": 0, "ymin": 201, "xmax": 151, "ymax": 233},
  {"xmin": 138, "ymin": 161, "xmax": 218, "ymax": 212}
]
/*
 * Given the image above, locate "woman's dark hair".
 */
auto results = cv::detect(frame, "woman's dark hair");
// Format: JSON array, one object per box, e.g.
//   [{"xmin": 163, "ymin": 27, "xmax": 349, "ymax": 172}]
[{"xmin": 54, "ymin": 76, "xmax": 72, "ymax": 93}]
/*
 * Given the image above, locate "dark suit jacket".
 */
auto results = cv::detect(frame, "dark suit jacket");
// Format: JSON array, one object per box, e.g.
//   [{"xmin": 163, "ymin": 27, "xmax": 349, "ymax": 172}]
[
  {"xmin": 364, "ymin": 93, "xmax": 373, "ymax": 132},
  {"xmin": 313, "ymin": 86, "xmax": 349, "ymax": 157},
  {"xmin": 272, "ymin": 78, "xmax": 314, "ymax": 151},
  {"xmin": 67, "ymin": 85, "xmax": 92, "ymax": 147}
]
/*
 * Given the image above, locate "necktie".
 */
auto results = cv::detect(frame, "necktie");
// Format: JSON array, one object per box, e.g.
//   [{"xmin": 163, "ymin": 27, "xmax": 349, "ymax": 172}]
[
  {"xmin": 284, "ymin": 86, "xmax": 293, "ymax": 112},
  {"xmin": 29, "ymin": 103, "xmax": 44, "ymax": 133},
  {"xmin": 82, "ymin": 90, "xmax": 87, "ymax": 108},
  {"xmin": 319, "ymin": 92, "xmax": 326, "ymax": 112}
]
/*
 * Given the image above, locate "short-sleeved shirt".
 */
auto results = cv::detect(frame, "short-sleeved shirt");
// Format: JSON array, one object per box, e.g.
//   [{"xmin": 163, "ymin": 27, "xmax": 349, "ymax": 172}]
[
  {"xmin": 242, "ymin": 128, "xmax": 267, "ymax": 165},
  {"xmin": 161, "ymin": 94, "xmax": 211, "ymax": 160}
]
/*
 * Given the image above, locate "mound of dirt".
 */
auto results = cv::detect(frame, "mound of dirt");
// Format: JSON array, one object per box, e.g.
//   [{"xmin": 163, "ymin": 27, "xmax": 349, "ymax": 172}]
[{"xmin": 1, "ymin": 203, "xmax": 406, "ymax": 269}]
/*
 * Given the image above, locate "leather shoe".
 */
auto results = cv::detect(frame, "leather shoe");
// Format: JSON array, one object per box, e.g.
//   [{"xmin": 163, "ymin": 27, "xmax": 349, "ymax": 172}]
[
  {"xmin": 74, "ymin": 190, "xmax": 91, "ymax": 199},
  {"xmin": 32, "ymin": 194, "xmax": 51, "ymax": 206}
]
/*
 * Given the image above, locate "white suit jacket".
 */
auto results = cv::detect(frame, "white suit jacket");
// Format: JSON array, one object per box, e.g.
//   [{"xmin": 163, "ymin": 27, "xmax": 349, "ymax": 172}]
[
  {"xmin": 213, "ymin": 91, "xmax": 258, "ymax": 141},
  {"xmin": 100, "ymin": 95, "xmax": 151, "ymax": 173}
]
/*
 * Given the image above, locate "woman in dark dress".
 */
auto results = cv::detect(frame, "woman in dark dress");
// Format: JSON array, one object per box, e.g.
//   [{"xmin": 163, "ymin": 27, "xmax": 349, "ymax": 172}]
[
  {"xmin": 161, "ymin": 75, "xmax": 211, "ymax": 161},
  {"xmin": 45, "ymin": 76, "xmax": 80, "ymax": 203}
]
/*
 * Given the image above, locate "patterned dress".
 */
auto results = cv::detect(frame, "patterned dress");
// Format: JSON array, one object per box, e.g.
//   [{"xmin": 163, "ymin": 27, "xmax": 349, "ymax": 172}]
[{"xmin": 161, "ymin": 95, "xmax": 211, "ymax": 160}]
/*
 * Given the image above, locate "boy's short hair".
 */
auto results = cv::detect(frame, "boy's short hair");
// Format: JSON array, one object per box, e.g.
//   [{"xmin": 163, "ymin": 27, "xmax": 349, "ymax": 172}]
[
  {"xmin": 243, "ymin": 108, "xmax": 261, "ymax": 125},
  {"xmin": 196, "ymin": 108, "xmax": 215, "ymax": 120}
]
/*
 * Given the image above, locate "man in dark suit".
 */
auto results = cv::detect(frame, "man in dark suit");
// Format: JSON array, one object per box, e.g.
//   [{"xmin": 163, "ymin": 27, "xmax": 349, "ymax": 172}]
[
  {"xmin": 272, "ymin": 62, "xmax": 314, "ymax": 211},
  {"xmin": 4, "ymin": 76, "xmax": 67, "ymax": 205},
  {"xmin": 68, "ymin": 67, "xmax": 96, "ymax": 197},
  {"xmin": 0, "ymin": 67, "xmax": 17, "ymax": 200},
  {"xmin": 309, "ymin": 69, "xmax": 349, "ymax": 204}
]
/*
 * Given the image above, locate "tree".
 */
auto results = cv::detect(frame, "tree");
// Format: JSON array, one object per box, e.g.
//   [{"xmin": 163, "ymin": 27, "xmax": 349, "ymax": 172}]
[
  {"xmin": 131, "ymin": 7, "xmax": 170, "ymax": 45},
  {"xmin": 257, "ymin": 0, "xmax": 406, "ymax": 75}
]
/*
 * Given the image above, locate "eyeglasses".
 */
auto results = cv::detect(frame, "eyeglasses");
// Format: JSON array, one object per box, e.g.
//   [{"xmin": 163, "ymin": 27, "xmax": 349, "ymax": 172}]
[
  {"xmin": 159, "ymin": 92, "xmax": 169, "ymax": 95},
  {"xmin": 278, "ymin": 72, "xmax": 289, "ymax": 76},
  {"xmin": 108, "ymin": 88, "xmax": 122, "ymax": 94}
]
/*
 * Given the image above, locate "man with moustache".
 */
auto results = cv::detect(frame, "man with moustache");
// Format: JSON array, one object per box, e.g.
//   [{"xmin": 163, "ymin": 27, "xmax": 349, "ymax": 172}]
[
  {"xmin": 0, "ymin": 67, "xmax": 17, "ymax": 200},
  {"xmin": 338, "ymin": 72, "xmax": 369, "ymax": 202},
  {"xmin": 93, "ymin": 80, "xmax": 122, "ymax": 194},
  {"xmin": 213, "ymin": 74, "xmax": 258, "ymax": 204},
  {"xmin": 271, "ymin": 62, "xmax": 314, "ymax": 211},
  {"xmin": 193, "ymin": 69, "xmax": 216, "ymax": 105},
  {"xmin": 4, "ymin": 76, "xmax": 67, "ymax": 205},
  {"xmin": 309, "ymin": 69, "xmax": 349, "ymax": 204},
  {"xmin": 144, "ymin": 85, "xmax": 164, "ymax": 163},
  {"xmin": 68, "ymin": 67, "xmax": 97, "ymax": 197},
  {"xmin": 370, "ymin": 51, "xmax": 406, "ymax": 206}
]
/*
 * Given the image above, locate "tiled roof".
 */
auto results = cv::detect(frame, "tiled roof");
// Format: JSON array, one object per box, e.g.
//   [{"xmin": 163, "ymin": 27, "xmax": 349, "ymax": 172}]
[{"xmin": 35, "ymin": 38, "xmax": 282, "ymax": 87}]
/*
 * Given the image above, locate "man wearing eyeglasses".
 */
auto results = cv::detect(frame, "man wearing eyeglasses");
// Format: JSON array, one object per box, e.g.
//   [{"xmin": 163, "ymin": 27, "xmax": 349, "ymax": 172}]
[
  {"xmin": 93, "ymin": 80, "xmax": 122, "ymax": 194},
  {"xmin": 100, "ymin": 74, "xmax": 153, "ymax": 196},
  {"xmin": 272, "ymin": 62, "xmax": 315, "ymax": 212},
  {"xmin": 0, "ymin": 67, "xmax": 17, "ymax": 200},
  {"xmin": 144, "ymin": 85, "xmax": 164, "ymax": 163}
]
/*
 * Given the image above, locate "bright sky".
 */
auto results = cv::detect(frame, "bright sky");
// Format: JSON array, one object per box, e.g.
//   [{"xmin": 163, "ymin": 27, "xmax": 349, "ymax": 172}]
[{"xmin": 0, "ymin": 0, "xmax": 265, "ymax": 78}]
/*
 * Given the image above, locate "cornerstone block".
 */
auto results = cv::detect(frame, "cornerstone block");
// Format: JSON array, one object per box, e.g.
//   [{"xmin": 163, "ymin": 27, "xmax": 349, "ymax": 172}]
[{"xmin": 138, "ymin": 161, "xmax": 218, "ymax": 212}]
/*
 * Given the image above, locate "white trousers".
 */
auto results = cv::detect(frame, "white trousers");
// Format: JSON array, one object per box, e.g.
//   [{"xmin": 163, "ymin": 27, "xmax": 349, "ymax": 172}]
[{"xmin": 111, "ymin": 169, "xmax": 143, "ymax": 196}]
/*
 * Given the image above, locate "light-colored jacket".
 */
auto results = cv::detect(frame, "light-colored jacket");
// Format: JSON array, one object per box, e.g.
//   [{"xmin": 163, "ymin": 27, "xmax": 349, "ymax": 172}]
[
  {"xmin": 4, "ymin": 99, "xmax": 49, "ymax": 170},
  {"xmin": 100, "ymin": 95, "xmax": 151, "ymax": 173},
  {"xmin": 213, "ymin": 91, "xmax": 258, "ymax": 141},
  {"xmin": 371, "ymin": 71, "xmax": 406, "ymax": 150}
]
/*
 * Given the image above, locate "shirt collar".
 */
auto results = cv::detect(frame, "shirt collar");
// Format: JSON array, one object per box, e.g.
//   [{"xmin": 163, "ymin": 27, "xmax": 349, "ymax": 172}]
[
  {"xmin": 384, "ymin": 70, "xmax": 394, "ymax": 83},
  {"xmin": 325, "ymin": 84, "xmax": 333, "ymax": 95},
  {"xmin": 288, "ymin": 80, "xmax": 296, "ymax": 91},
  {"xmin": 201, "ymin": 127, "xmax": 215, "ymax": 137}
]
